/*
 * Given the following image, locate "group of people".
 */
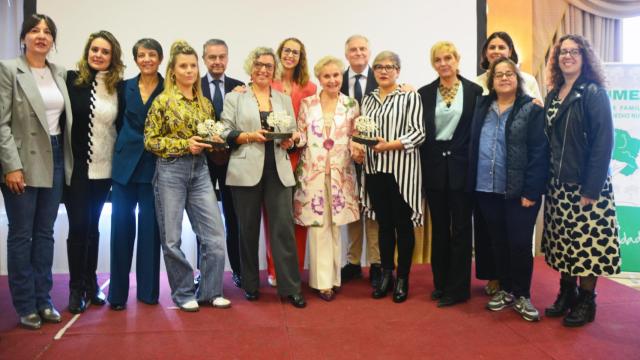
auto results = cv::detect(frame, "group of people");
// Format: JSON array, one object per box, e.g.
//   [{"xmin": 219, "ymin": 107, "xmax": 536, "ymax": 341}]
[{"xmin": 0, "ymin": 13, "xmax": 621, "ymax": 331}]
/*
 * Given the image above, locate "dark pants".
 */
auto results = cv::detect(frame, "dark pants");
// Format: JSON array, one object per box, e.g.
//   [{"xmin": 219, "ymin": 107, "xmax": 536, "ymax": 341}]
[
  {"xmin": 473, "ymin": 206, "xmax": 496, "ymax": 280},
  {"xmin": 475, "ymin": 192, "xmax": 540, "ymax": 298},
  {"xmin": 365, "ymin": 173, "xmax": 415, "ymax": 277},
  {"xmin": 64, "ymin": 174, "xmax": 111, "ymax": 295},
  {"xmin": 230, "ymin": 166, "xmax": 301, "ymax": 296},
  {"xmin": 426, "ymin": 189, "xmax": 472, "ymax": 300},
  {"xmin": 108, "ymin": 181, "xmax": 161, "ymax": 305},
  {"xmin": 1, "ymin": 136, "xmax": 64, "ymax": 316},
  {"xmin": 206, "ymin": 159, "xmax": 241, "ymax": 275}
]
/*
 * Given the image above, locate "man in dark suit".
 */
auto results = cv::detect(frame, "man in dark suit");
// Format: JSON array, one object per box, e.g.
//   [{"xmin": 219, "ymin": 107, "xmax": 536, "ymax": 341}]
[
  {"xmin": 200, "ymin": 38, "xmax": 245, "ymax": 288},
  {"xmin": 339, "ymin": 35, "xmax": 381, "ymax": 287}
]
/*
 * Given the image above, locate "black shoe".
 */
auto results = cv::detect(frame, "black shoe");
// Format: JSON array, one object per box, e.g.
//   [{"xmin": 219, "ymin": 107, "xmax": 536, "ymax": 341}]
[
  {"xmin": 39, "ymin": 307, "xmax": 62, "ymax": 323},
  {"xmin": 244, "ymin": 290, "xmax": 259, "ymax": 301},
  {"xmin": 563, "ymin": 289, "xmax": 596, "ymax": 327},
  {"xmin": 90, "ymin": 289, "xmax": 107, "ymax": 306},
  {"xmin": 437, "ymin": 296, "xmax": 467, "ymax": 308},
  {"xmin": 372, "ymin": 270, "xmax": 394, "ymax": 299},
  {"xmin": 68, "ymin": 290, "xmax": 87, "ymax": 314},
  {"xmin": 369, "ymin": 263, "xmax": 382, "ymax": 288},
  {"xmin": 110, "ymin": 303, "xmax": 126, "ymax": 311},
  {"xmin": 19, "ymin": 313, "xmax": 42, "ymax": 330},
  {"xmin": 430, "ymin": 289, "xmax": 444, "ymax": 300},
  {"xmin": 341, "ymin": 263, "xmax": 362, "ymax": 282},
  {"xmin": 285, "ymin": 293, "xmax": 307, "ymax": 308},
  {"xmin": 393, "ymin": 276, "xmax": 409, "ymax": 303},
  {"xmin": 232, "ymin": 272, "xmax": 242, "ymax": 288},
  {"xmin": 545, "ymin": 278, "xmax": 578, "ymax": 317}
]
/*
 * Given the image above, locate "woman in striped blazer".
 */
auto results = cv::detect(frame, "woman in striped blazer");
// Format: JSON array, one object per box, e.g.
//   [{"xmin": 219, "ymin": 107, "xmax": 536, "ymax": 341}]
[{"xmin": 358, "ymin": 51, "xmax": 425, "ymax": 303}]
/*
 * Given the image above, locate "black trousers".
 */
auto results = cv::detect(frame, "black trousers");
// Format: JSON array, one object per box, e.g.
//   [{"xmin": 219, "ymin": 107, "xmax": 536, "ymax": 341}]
[
  {"xmin": 366, "ymin": 173, "xmax": 414, "ymax": 277},
  {"xmin": 473, "ymin": 205, "xmax": 496, "ymax": 280},
  {"xmin": 426, "ymin": 189, "xmax": 472, "ymax": 300},
  {"xmin": 475, "ymin": 192, "xmax": 540, "ymax": 298},
  {"xmin": 64, "ymin": 175, "xmax": 111, "ymax": 294},
  {"xmin": 207, "ymin": 159, "xmax": 241, "ymax": 275}
]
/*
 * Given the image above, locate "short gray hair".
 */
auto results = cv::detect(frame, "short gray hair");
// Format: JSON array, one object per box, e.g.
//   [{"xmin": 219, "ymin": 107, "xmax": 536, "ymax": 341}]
[
  {"xmin": 373, "ymin": 50, "xmax": 401, "ymax": 69},
  {"xmin": 344, "ymin": 34, "xmax": 369, "ymax": 52},
  {"xmin": 202, "ymin": 39, "xmax": 228, "ymax": 56},
  {"xmin": 243, "ymin": 47, "xmax": 278, "ymax": 78}
]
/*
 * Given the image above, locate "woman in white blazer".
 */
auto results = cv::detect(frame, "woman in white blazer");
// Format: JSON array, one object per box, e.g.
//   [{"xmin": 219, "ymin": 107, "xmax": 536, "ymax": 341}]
[
  {"xmin": 0, "ymin": 14, "xmax": 73, "ymax": 330},
  {"xmin": 221, "ymin": 46, "xmax": 306, "ymax": 308}
]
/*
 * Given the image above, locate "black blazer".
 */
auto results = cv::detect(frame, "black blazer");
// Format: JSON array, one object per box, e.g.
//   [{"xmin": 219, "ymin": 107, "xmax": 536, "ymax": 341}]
[
  {"xmin": 340, "ymin": 66, "xmax": 377, "ymax": 97},
  {"xmin": 201, "ymin": 74, "xmax": 245, "ymax": 106},
  {"xmin": 418, "ymin": 75, "xmax": 482, "ymax": 191}
]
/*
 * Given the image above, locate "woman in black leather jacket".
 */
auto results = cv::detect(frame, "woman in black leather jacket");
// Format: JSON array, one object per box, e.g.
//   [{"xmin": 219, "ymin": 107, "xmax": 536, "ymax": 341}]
[
  {"xmin": 542, "ymin": 34, "xmax": 620, "ymax": 327},
  {"xmin": 468, "ymin": 57, "xmax": 548, "ymax": 322}
]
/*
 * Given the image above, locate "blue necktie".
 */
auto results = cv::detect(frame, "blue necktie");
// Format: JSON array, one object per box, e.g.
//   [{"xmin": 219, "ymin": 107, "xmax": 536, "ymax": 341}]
[
  {"xmin": 354, "ymin": 74, "xmax": 363, "ymax": 105},
  {"xmin": 212, "ymin": 79, "xmax": 223, "ymax": 120}
]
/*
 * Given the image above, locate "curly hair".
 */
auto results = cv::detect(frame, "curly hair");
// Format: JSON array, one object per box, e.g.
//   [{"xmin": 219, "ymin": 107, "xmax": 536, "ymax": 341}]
[
  {"xmin": 547, "ymin": 34, "xmax": 606, "ymax": 90},
  {"xmin": 74, "ymin": 30, "xmax": 124, "ymax": 95},
  {"xmin": 480, "ymin": 31, "xmax": 519, "ymax": 70},
  {"xmin": 163, "ymin": 40, "xmax": 210, "ymax": 115},
  {"xmin": 242, "ymin": 47, "xmax": 278, "ymax": 80},
  {"xmin": 486, "ymin": 56, "xmax": 524, "ymax": 98},
  {"xmin": 275, "ymin": 37, "xmax": 311, "ymax": 86}
]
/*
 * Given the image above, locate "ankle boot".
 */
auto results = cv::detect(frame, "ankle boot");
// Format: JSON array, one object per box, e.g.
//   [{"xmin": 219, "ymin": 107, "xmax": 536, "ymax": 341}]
[
  {"xmin": 393, "ymin": 276, "xmax": 409, "ymax": 303},
  {"xmin": 563, "ymin": 288, "xmax": 596, "ymax": 327},
  {"xmin": 68, "ymin": 289, "xmax": 87, "ymax": 314},
  {"xmin": 372, "ymin": 270, "xmax": 394, "ymax": 299},
  {"xmin": 545, "ymin": 279, "xmax": 578, "ymax": 317}
]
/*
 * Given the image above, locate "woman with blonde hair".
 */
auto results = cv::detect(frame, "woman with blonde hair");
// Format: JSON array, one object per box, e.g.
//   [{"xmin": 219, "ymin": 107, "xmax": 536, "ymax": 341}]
[
  {"xmin": 65, "ymin": 30, "xmax": 124, "ymax": 314},
  {"xmin": 145, "ymin": 40, "xmax": 229, "ymax": 312}
]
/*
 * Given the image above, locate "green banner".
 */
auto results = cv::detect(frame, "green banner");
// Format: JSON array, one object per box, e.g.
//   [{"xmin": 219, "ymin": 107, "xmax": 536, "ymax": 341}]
[{"xmin": 607, "ymin": 63, "xmax": 640, "ymax": 272}]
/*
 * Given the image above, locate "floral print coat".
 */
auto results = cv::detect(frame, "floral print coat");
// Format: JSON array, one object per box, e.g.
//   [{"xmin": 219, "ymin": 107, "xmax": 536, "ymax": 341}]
[{"xmin": 294, "ymin": 93, "xmax": 360, "ymax": 227}]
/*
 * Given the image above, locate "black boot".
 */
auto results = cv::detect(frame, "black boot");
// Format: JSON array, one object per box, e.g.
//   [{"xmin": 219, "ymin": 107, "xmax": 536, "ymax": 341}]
[
  {"xmin": 369, "ymin": 263, "xmax": 382, "ymax": 288},
  {"xmin": 545, "ymin": 279, "xmax": 578, "ymax": 317},
  {"xmin": 68, "ymin": 289, "xmax": 87, "ymax": 314},
  {"xmin": 563, "ymin": 288, "xmax": 596, "ymax": 327},
  {"xmin": 393, "ymin": 276, "xmax": 409, "ymax": 303},
  {"xmin": 372, "ymin": 270, "xmax": 394, "ymax": 299}
]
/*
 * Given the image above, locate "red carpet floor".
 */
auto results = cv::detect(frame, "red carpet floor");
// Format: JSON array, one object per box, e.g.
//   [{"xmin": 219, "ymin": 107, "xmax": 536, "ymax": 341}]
[{"xmin": 1, "ymin": 258, "xmax": 639, "ymax": 359}]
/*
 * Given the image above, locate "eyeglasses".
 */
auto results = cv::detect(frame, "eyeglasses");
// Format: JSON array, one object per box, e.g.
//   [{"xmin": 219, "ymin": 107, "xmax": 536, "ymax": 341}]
[
  {"xmin": 494, "ymin": 71, "xmax": 515, "ymax": 79},
  {"xmin": 253, "ymin": 61, "xmax": 274, "ymax": 71},
  {"xmin": 373, "ymin": 64, "xmax": 398, "ymax": 72},
  {"xmin": 559, "ymin": 48, "xmax": 581, "ymax": 57},
  {"xmin": 282, "ymin": 47, "xmax": 300, "ymax": 57}
]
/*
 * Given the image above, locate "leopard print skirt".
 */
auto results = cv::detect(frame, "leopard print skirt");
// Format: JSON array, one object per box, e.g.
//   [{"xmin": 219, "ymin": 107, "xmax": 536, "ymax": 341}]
[{"xmin": 542, "ymin": 176, "xmax": 621, "ymax": 276}]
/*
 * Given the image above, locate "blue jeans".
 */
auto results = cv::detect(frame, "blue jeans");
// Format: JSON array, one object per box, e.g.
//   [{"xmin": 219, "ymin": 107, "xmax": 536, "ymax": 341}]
[
  {"xmin": 1, "ymin": 135, "xmax": 64, "ymax": 316},
  {"xmin": 153, "ymin": 154, "xmax": 226, "ymax": 306}
]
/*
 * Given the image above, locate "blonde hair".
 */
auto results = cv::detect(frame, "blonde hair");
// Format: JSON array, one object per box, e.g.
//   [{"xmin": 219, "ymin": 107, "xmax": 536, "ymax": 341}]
[
  {"xmin": 163, "ymin": 40, "xmax": 210, "ymax": 115},
  {"xmin": 430, "ymin": 41, "xmax": 460, "ymax": 69},
  {"xmin": 313, "ymin": 56, "xmax": 344, "ymax": 78}
]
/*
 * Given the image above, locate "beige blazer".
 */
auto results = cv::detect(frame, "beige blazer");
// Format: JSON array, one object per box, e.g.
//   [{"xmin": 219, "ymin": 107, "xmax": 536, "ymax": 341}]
[
  {"xmin": 221, "ymin": 87, "xmax": 296, "ymax": 187},
  {"xmin": 0, "ymin": 55, "xmax": 73, "ymax": 187}
]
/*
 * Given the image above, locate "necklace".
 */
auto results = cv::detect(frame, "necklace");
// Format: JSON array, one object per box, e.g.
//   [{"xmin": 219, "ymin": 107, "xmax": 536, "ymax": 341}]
[
  {"xmin": 31, "ymin": 67, "xmax": 48, "ymax": 80},
  {"xmin": 322, "ymin": 112, "xmax": 335, "ymax": 150},
  {"xmin": 439, "ymin": 81, "xmax": 460, "ymax": 107}
]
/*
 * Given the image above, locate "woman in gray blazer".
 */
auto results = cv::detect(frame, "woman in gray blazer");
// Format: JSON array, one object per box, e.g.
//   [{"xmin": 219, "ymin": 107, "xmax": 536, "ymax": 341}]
[
  {"xmin": 221, "ymin": 47, "xmax": 306, "ymax": 308},
  {"xmin": 0, "ymin": 14, "xmax": 73, "ymax": 330}
]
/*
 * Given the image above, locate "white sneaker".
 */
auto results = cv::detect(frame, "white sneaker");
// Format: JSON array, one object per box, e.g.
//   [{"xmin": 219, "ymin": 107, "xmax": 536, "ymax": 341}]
[
  {"xmin": 212, "ymin": 297, "xmax": 231, "ymax": 309},
  {"xmin": 179, "ymin": 300, "xmax": 199, "ymax": 312},
  {"xmin": 514, "ymin": 296, "xmax": 540, "ymax": 322},
  {"xmin": 487, "ymin": 290, "xmax": 514, "ymax": 311},
  {"xmin": 268, "ymin": 275, "xmax": 277, "ymax": 287}
]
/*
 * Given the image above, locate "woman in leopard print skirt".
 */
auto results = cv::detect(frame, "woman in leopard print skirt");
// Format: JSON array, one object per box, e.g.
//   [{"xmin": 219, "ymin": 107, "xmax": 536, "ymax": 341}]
[{"xmin": 542, "ymin": 34, "xmax": 621, "ymax": 327}]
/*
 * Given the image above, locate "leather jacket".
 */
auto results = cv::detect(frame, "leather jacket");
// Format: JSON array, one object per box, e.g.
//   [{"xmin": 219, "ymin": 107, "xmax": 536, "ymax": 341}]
[{"xmin": 544, "ymin": 78, "xmax": 613, "ymax": 200}]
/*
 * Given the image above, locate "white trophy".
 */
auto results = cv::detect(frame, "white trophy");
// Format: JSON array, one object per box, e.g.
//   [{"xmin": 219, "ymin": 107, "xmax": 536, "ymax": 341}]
[
  {"xmin": 265, "ymin": 111, "xmax": 293, "ymax": 140},
  {"xmin": 352, "ymin": 115, "xmax": 379, "ymax": 146},
  {"xmin": 197, "ymin": 119, "xmax": 227, "ymax": 148}
]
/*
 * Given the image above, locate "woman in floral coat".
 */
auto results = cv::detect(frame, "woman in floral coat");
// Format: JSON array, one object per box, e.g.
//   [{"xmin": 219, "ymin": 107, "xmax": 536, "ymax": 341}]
[{"xmin": 294, "ymin": 56, "xmax": 360, "ymax": 301}]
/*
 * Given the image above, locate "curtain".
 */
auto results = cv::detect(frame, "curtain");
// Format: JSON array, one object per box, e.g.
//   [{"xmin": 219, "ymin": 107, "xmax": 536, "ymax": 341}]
[
  {"xmin": 567, "ymin": 0, "xmax": 640, "ymax": 18},
  {"xmin": 0, "ymin": 0, "xmax": 24, "ymax": 60}
]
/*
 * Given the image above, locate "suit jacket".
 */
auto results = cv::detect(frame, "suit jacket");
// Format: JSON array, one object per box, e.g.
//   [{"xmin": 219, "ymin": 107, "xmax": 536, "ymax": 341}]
[
  {"xmin": 418, "ymin": 75, "xmax": 482, "ymax": 191},
  {"xmin": 340, "ymin": 66, "xmax": 377, "ymax": 97},
  {"xmin": 111, "ymin": 74, "xmax": 164, "ymax": 185},
  {"xmin": 0, "ymin": 55, "xmax": 73, "ymax": 187},
  {"xmin": 201, "ymin": 74, "xmax": 245, "ymax": 107},
  {"xmin": 221, "ymin": 88, "xmax": 296, "ymax": 187}
]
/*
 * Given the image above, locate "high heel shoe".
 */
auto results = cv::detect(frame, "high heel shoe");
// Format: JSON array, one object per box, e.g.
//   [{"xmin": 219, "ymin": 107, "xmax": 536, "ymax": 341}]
[
  {"xmin": 392, "ymin": 276, "xmax": 409, "ymax": 303},
  {"xmin": 545, "ymin": 278, "xmax": 578, "ymax": 317},
  {"xmin": 372, "ymin": 269, "xmax": 394, "ymax": 299}
]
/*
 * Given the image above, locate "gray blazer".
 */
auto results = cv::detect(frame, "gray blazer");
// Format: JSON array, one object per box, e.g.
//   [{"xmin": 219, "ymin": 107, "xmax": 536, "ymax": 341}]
[
  {"xmin": 221, "ymin": 88, "xmax": 296, "ymax": 187},
  {"xmin": 0, "ymin": 55, "xmax": 73, "ymax": 187}
]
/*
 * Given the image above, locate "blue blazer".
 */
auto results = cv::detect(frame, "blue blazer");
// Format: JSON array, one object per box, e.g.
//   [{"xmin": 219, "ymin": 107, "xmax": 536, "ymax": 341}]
[{"xmin": 112, "ymin": 74, "xmax": 164, "ymax": 185}]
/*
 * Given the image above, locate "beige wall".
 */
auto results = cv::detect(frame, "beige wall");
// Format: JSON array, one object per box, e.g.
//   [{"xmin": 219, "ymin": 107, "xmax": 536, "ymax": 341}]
[{"xmin": 487, "ymin": 0, "xmax": 534, "ymax": 73}]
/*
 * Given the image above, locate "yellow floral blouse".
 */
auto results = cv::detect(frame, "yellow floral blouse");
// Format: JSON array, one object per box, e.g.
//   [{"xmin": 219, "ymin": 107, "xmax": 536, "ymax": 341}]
[{"xmin": 144, "ymin": 89, "xmax": 214, "ymax": 158}]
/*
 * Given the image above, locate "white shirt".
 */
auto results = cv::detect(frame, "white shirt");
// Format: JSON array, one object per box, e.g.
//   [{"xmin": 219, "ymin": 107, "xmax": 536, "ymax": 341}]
[
  {"xmin": 206, "ymin": 72, "xmax": 226, "ymax": 100},
  {"xmin": 31, "ymin": 66, "xmax": 64, "ymax": 135},
  {"xmin": 347, "ymin": 66, "xmax": 371, "ymax": 98}
]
